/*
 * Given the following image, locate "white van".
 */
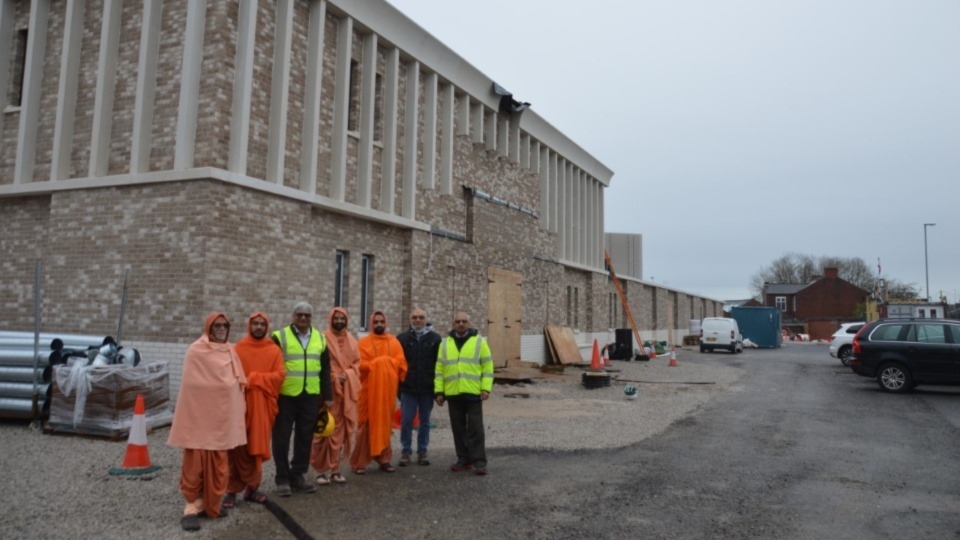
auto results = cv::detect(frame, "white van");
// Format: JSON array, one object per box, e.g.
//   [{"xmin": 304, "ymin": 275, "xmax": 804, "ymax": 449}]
[{"xmin": 700, "ymin": 317, "xmax": 742, "ymax": 354}]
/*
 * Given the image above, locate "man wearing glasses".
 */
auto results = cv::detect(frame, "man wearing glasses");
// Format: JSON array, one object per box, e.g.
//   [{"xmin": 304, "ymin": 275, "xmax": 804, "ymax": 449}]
[
  {"xmin": 270, "ymin": 302, "xmax": 332, "ymax": 497},
  {"xmin": 434, "ymin": 312, "xmax": 494, "ymax": 476},
  {"xmin": 397, "ymin": 308, "xmax": 442, "ymax": 467}
]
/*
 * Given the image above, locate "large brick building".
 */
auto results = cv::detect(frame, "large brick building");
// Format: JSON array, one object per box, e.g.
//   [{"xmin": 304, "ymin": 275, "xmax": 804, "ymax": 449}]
[{"xmin": 1, "ymin": 0, "xmax": 722, "ymax": 393}]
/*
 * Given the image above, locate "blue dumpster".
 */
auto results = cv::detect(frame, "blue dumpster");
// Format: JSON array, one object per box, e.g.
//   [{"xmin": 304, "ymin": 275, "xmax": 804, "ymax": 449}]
[{"xmin": 731, "ymin": 307, "xmax": 782, "ymax": 348}]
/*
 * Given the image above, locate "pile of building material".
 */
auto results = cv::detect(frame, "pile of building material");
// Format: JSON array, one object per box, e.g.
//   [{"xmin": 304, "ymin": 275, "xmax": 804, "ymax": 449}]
[
  {"xmin": 0, "ymin": 331, "xmax": 103, "ymax": 420},
  {"xmin": 47, "ymin": 360, "xmax": 172, "ymax": 440}
]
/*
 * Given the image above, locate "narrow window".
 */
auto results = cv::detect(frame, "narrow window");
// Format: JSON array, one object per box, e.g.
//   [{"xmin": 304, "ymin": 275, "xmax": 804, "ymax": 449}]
[
  {"xmin": 374, "ymin": 73, "xmax": 383, "ymax": 142},
  {"xmin": 360, "ymin": 255, "xmax": 373, "ymax": 329},
  {"xmin": 8, "ymin": 29, "xmax": 28, "ymax": 107},
  {"xmin": 334, "ymin": 251, "xmax": 348, "ymax": 307},
  {"xmin": 566, "ymin": 286, "xmax": 572, "ymax": 327},
  {"xmin": 775, "ymin": 296, "xmax": 786, "ymax": 311},
  {"xmin": 347, "ymin": 60, "xmax": 360, "ymax": 132},
  {"xmin": 574, "ymin": 287, "xmax": 580, "ymax": 329}
]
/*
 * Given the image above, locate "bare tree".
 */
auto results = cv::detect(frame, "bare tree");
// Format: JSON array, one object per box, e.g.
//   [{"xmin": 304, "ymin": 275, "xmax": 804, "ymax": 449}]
[{"xmin": 749, "ymin": 253, "xmax": 919, "ymax": 300}]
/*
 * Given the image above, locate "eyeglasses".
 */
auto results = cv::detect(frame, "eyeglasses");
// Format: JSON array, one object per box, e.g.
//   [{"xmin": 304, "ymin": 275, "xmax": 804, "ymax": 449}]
[
  {"xmin": 295, "ymin": 313, "xmax": 312, "ymax": 318},
  {"xmin": 454, "ymin": 319, "xmax": 469, "ymax": 324},
  {"xmin": 212, "ymin": 323, "xmax": 230, "ymax": 329},
  {"xmin": 411, "ymin": 315, "xmax": 425, "ymax": 319}
]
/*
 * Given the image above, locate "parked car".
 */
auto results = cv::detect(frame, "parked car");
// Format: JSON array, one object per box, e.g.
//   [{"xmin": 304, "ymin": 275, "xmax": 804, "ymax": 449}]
[
  {"xmin": 700, "ymin": 317, "xmax": 742, "ymax": 353},
  {"xmin": 829, "ymin": 322, "xmax": 865, "ymax": 366},
  {"xmin": 849, "ymin": 318, "xmax": 960, "ymax": 393}
]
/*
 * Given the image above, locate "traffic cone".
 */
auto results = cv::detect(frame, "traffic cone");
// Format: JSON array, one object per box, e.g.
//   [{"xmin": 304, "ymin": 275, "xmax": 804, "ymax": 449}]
[
  {"xmin": 668, "ymin": 346, "xmax": 678, "ymax": 367},
  {"xmin": 392, "ymin": 407, "xmax": 420, "ymax": 430},
  {"xmin": 109, "ymin": 394, "xmax": 161, "ymax": 475},
  {"xmin": 647, "ymin": 341, "xmax": 658, "ymax": 360},
  {"xmin": 589, "ymin": 339, "xmax": 604, "ymax": 371}
]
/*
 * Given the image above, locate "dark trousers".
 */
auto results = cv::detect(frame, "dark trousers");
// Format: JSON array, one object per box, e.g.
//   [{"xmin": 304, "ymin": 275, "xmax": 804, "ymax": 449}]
[
  {"xmin": 447, "ymin": 399, "xmax": 486, "ymax": 467},
  {"xmin": 272, "ymin": 392, "xmax": 321, "ymax": 485}
]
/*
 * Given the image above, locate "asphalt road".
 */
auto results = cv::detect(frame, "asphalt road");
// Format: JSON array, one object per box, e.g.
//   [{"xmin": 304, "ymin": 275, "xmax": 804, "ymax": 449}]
[{"xmin": 221, "ymin": 344, "xmax": 960, "ymax": 539}]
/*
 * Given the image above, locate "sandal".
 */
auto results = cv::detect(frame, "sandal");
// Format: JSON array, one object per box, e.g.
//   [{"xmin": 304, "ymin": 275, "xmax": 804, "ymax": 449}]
[
  {"xmin": 330, "ymin": 472, "xmax": 347, "ymax": 484},
  {"xmin": 222, "ymin": 492, "xmax": 237, "ymax": 509},
  {"xmin": 353, "ymin": 468, "xmax": 366, "ymax": 475},
  {"xmin": 379, "ymin": 462, "xmax": 396, "ymax": 473},
  {"xmin": 242, "ymin": 487, "xmax": 268, "ymax": 504},
  {"xmin": 314, "ymin": 473, "xmax": 330, "ymax": 486}
]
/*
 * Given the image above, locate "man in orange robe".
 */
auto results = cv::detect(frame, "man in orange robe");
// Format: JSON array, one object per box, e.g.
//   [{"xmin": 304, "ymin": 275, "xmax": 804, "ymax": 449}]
[
  {"xmin": 168, "ymin": 312, "xmax": 247, "ymax": 532},
  {"xmin": 310, "ymin": 307, "xmax": 361, "ymax": 485},
  {"xmin": 223, "ymin": 312, "xmax": 285, "ymax": 508},
  {"xmin": 349, "ymin": 311, "xmax": 407, "ymax": 474}
]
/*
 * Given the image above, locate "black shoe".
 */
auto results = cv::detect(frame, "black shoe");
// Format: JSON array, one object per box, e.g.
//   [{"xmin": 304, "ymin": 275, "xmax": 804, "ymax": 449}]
[
  {"xmin": 291, "ymin": 476, "xmax": 317, "ymax": 494},
  {"xmin": 275, "ymin": 483, "xmax": 292, "ymax": 497},
  {"xmin": 181, "ymin": 514, "xmax": 201, "ymax": 531}
]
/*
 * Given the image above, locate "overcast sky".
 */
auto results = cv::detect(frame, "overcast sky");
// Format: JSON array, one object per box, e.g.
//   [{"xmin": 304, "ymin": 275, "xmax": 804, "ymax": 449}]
[{"xmin": 386, "ymin": 0, "xmax": 960, "ymax": 303}]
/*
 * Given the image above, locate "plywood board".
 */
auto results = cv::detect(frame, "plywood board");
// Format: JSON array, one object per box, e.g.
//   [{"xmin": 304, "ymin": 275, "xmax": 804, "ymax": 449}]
[{"xmin": 544, "ymin": 325, "xmax": 583, "ymax": 365}]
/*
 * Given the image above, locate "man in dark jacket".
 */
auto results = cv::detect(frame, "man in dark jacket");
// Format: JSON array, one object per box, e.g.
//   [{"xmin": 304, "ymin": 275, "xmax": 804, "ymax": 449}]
[{"xmin": 396, "ymin": 308, "xmax": 442, "ymax": 466}]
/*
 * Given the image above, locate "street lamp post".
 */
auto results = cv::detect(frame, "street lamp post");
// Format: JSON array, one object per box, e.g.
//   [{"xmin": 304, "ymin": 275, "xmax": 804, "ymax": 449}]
[{"xmin": 924, "ymin": 223, "xmax": 935, "ymax": 302}]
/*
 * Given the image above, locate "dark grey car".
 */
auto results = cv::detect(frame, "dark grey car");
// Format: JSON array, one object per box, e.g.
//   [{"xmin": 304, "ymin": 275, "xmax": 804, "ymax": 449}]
[{"xmin": 849, "ymin": 318, "xmax": 960, "ymax": 393}]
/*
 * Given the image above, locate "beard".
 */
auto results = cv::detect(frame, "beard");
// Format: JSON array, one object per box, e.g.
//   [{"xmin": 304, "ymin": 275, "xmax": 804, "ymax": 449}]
[
  {"xmin": 332, "ymin": 321, "xmax": 346, "ymax": 332},
  {"xmin": 212, "ymin": 329, "xmax": 228, "ymax": 342},
  {"xmin": 373, "ymin": 326, "xmax": 385, "ymax": 335},
  {"xmin": 251, "ymin": 329, "xmax": 266, "ymax": 339}
]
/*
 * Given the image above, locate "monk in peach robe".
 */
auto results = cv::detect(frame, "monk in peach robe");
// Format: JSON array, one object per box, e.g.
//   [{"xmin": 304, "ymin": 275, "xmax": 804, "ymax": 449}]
[
  {"xmin": 168, "ymin": 312, "xmax": 247, "ymax": 532},
  {"xmin": 349, "ymin": 311, "xmax": 407, "ymax": 474},
  {"xmin": 223, "ymin": 312, "xmax": 284, "ymax": 507},
  {"xmin": 310, "ymin": 307, "xmax": 361, "ymax": 485}
]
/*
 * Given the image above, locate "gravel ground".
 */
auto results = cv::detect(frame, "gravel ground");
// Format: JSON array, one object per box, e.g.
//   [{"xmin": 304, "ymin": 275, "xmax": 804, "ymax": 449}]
[{"xmin": 0, "ymin": 354, "xmax": 743, "ymax": 539}]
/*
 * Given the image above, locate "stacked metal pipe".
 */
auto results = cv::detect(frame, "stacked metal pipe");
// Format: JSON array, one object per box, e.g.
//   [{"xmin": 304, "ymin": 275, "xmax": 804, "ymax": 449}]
[{"xmin": 0, "ymin": 331, "xmax": 105, "ymax": 419}]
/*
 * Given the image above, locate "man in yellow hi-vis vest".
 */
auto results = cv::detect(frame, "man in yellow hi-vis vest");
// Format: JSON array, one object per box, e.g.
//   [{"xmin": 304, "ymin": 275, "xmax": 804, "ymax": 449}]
[
  {"xmin": 270, "ymin": 302, "xmax": 332, "ymax": 497},
  {"xmin": 434, "ymin": 311, "xmax": 494, "ymax": 476}
]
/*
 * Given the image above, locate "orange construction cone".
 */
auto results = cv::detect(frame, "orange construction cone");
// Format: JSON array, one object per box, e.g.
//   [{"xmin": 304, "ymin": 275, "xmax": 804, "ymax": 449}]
[
  {"xmin": 589, "ymin": 339, "xmax": 604, "ymax": 371},
  {"xmin": 109, "ymin": 394, "xmax": 161, "ymax": 475},
  {"xmin": 648, "ymin": 342, "xmax": 657, "ymax": 360},
  {"xmin": 668, "ymin": 346, "xmax": 678, "ymax": 367},
  {"xmin": 392, "ymin": 407, "xmax": 420, "ymax": 430}
]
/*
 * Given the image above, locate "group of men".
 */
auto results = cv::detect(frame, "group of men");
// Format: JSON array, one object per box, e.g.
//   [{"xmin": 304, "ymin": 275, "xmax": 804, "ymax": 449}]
[{"xmin": 167, "ymin": 303, "xmax": 494, "ymax": 532}]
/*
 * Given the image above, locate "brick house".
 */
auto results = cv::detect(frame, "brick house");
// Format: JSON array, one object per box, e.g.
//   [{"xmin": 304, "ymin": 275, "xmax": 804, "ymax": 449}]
[{"xmin": 762, "ymin": 268, "xmax": 869, "ymax": 340}]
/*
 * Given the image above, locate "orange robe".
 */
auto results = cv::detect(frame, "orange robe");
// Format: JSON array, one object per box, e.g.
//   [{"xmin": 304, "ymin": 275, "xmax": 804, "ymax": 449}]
[
  {"xmin": 229, "ymin": 312, "xmax": 285, "ymax": 492},
  {"xmin": 349, "ymin": 314, "xmax": 407, "ymax": 469},
  {"xmin": 168, "ymin": 312, "xmax": 247, "ymax": 517},
  {"xmin": 310, "ymin": 307, "xmax": 361, "ymax": 474}
]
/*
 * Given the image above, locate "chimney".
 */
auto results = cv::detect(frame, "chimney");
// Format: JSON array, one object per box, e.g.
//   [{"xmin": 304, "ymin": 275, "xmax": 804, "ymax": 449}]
[{"xmin": 824, "ymin": 267, "xmax": 839, "ymax": 279}]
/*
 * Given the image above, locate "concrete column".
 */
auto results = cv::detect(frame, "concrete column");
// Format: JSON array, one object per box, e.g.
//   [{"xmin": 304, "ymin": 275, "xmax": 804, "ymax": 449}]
[
  {"xmin": 556, "ymin": 157, "xmax": 566, "ymax": 259},
  {"xmin": 51, "ymin": 0, "xmax": 85, "ymax": 180},
  {"xmin": 14, "ymin": 0, "xmax": 50, "ymax": 184},
  {"xmin": 380, "ymin": 46, "xmax": 399, "ymax": 213},
  {"xmin": 508, "ymin": 115, "xmax": 520, "ymax": 163},
  {"xmin": 497, "ymin": 114, "xmax": 508, "ymax": 158},
  {"xmin": 330, "ymin": 15, "xmax": 353, "ymax": 201},
  {"xmin": 598, "ymin": 182, "xmax": 606, "ymax": 268},
  {"xmin": 538, "ymin": 143, "xmax": 548, "ymax": 230},
  {"xmin": 549, "ymin": 151, "xmax": 559, "ymax": 233},
  {"xmin": 565, "ymin": 161, "xmax": 574, "ymax": 261},
  {"xmin": 401, "ymin": 61, "xmax": 419, "ymax": 219},
  {"xmin": 298, "ymin": 0, "xmax": 326, "ymax": 191},
  {"xmin": 485, "ymin": 110, "xmax": 496, "ymax": 152},
  {"xmin": 439, "ymin": 82, "xmax": 454, "ymax": 195},
  {"xmin": 174, "ymin": 0, "xmax": 206, "ymax": 170},
  {"xmin": 89, "ymin": 0, "xmax": 122, "ymax": 177},
  {"xmin": 357, "ymin": 32, "xmax": 377, "ymax": 206},
  {"xmin": 266, "ymin": 0, "xmax": 294, "ymax": 183},
  {"xmin": 130, "ymin": 0, "xmax": 162, "ymax": 174},
  {"xmin": 470, "ymin": 102, "xmax": 484, "ymax": 145},
  {"xmin": 519, "ymin": 133, "xmax": 529, "ymax": 170},
  {"xmin": 422, "ymin": 71, "xmax": 437, "ymax": 190},
  {"xmin": 457, "ymin": 92, "xmax": 470, "ymax": 136}
]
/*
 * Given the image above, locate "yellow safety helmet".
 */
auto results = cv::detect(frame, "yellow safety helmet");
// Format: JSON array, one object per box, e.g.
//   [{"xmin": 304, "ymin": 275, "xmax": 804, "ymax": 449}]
[{"xmin": 314, "ymin": 410, "xmax": 335, "ymax": 438}]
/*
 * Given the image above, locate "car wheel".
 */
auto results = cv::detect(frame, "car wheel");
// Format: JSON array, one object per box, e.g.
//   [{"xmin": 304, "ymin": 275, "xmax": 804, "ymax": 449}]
[
  {"xmin": 699, "ymin": 344, "xmax": 705, "ymax": 353},
  {"xmin": 729, "ymin": 343, "xmax": 737, "ymax": 353},
  {"xmin": 838, "ymin": 345, "xmax": 853, "ymax": 367},
  {"xmin": 877, "ymin": 363, "xmax": 914, "ymax": 394}
]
